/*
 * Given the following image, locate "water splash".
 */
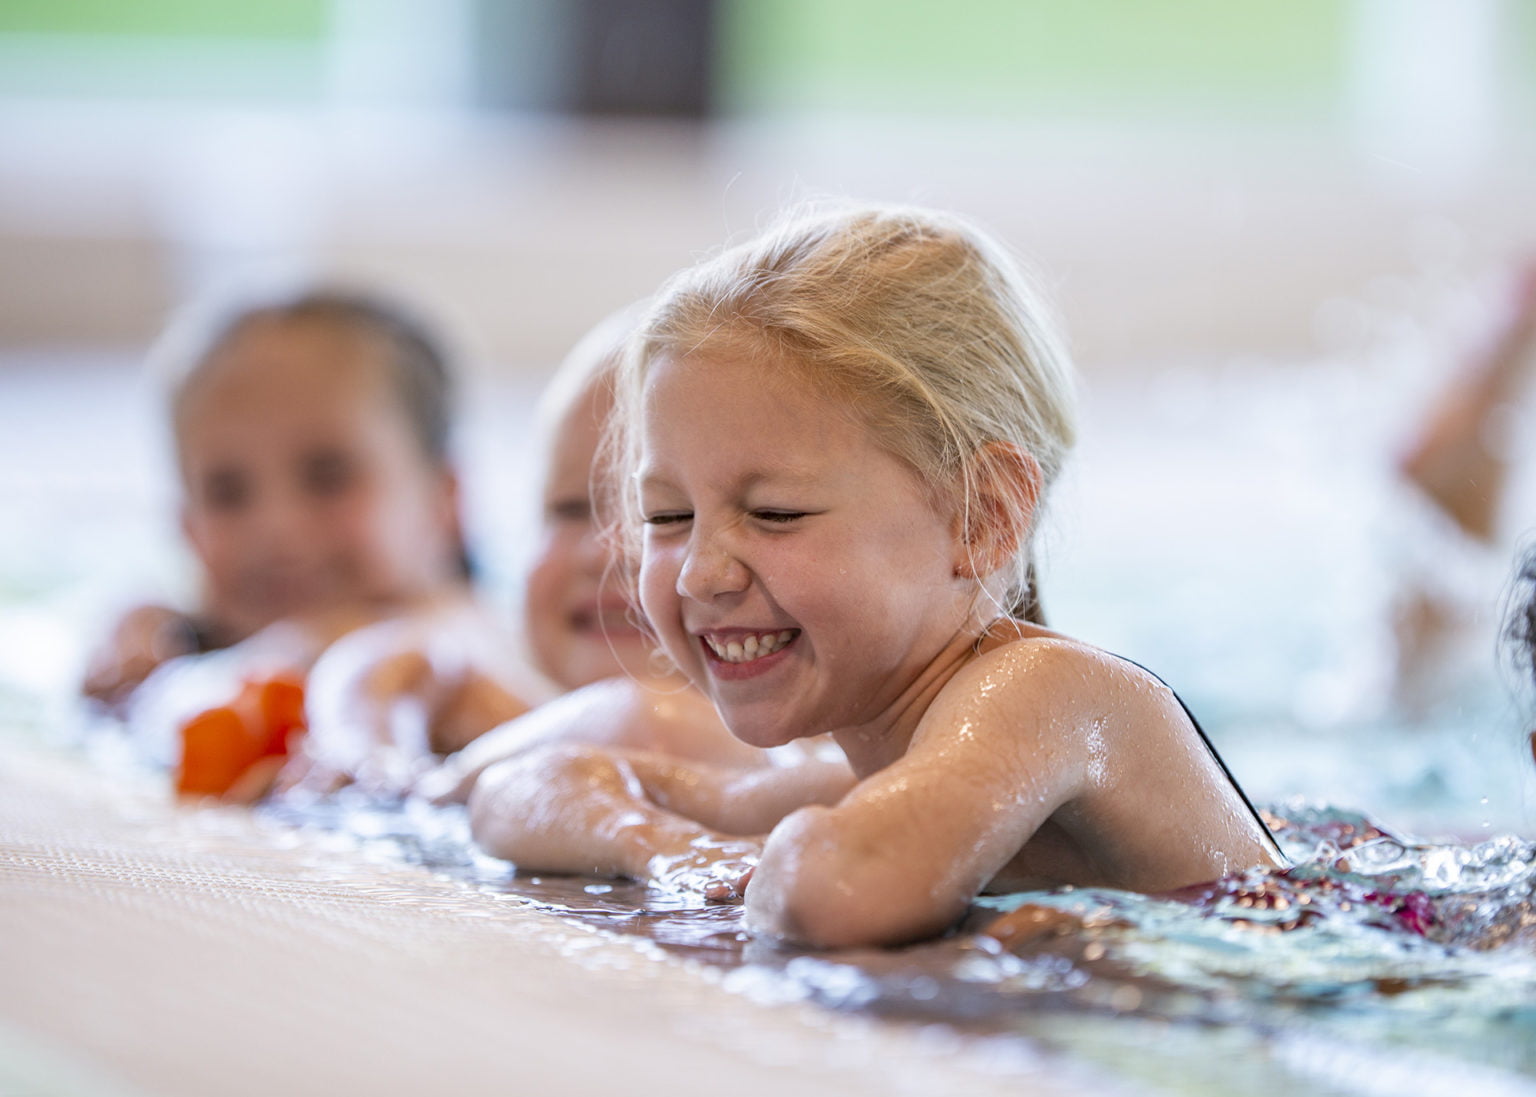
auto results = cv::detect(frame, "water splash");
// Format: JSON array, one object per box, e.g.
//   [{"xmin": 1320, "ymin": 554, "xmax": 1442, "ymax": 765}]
[{"xmin": 257, "ymin": 792, "xmax": 1536, "ymax": 1096}]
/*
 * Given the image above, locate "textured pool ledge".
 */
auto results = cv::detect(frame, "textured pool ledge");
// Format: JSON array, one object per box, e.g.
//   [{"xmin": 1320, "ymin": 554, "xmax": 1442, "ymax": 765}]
[{"xmin": 0, "ymin": 735, "xmax": 1115, "ymax": 1097}]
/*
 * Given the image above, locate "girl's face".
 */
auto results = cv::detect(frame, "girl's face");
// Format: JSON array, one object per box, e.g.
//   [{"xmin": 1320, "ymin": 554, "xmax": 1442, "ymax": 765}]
[
  {"xmin": 522, "ymin": 377, "xmax": 651, "ymax": 690},
  {"xmin": 636, "ymin": 348, "xmax": 975, "ymax": 750},
  {"xmin": 176, "ymin": 318, "xmax": 461, "ymax": 639}
]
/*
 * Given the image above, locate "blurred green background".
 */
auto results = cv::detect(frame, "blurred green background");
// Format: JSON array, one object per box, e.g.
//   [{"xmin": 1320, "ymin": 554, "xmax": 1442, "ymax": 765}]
[{"xmin": 5, "ymin": 1, "xmax": 1529, "ymax": 124}]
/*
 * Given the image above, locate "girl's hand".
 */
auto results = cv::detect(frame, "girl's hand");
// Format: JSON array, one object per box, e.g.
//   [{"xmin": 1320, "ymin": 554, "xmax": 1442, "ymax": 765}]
[
  {"xmin": 82, "ymin": 604, "xmax": 200, "ymax": 710},
  {"xmin": 280, "ymin": 607, "xmax": 534, "ymax": 800},
  {"xmin": 647, "ymin": 835, "xmax": 762, "ymax": 902}
]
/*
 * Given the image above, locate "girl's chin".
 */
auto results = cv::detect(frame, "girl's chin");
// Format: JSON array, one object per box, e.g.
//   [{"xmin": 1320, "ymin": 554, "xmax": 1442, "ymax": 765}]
[{"xmin": 715, "ymin": 712, "xmax": 803, "ymax": 751}]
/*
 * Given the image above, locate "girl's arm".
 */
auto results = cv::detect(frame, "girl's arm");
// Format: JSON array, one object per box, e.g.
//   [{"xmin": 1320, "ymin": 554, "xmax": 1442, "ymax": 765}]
[
  {"xmin": 746, "ymin": 640, "xmax": 1278, "ymax": 949},
  {"xmin": 284, "ymin": 604, "xmax": 539, "ymax": 796},
  {"xmin": 1396, "ymin": 260, "xmax": 1536, "ymax": 542},
  {"xmin": 467, "ymin": 743, "xmax": 854, "ymax": 894},
  {"xmin": 415, "ymin": 676, "xmax": 792, "ymax": 804},
  {"xmin": 744, "ymin": 640, "xmax": 1112, "ymax": 949}
]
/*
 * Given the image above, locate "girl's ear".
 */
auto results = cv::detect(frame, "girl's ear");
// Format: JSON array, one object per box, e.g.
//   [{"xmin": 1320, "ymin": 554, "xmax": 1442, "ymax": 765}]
[{"xmin": 953, "ymin": 441, "xmax": 1041, "ymax": 580}]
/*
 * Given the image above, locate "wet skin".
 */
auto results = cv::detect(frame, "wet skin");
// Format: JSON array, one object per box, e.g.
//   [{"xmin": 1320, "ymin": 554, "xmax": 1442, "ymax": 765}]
[{"xmin": 632, "ymin": 347, "xmax": 1283, "ymax": 946}]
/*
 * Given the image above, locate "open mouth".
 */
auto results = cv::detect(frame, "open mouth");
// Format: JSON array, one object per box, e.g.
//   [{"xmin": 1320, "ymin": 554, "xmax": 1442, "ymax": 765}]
[{"xmin": 701, "ymin": 629, "xmax": 799, "ymax": 665}]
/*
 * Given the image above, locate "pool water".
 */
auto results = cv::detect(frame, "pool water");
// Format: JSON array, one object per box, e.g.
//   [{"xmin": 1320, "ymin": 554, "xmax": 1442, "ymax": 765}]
[
  {"xmin": 9, "ymin": 350, "xmax": 1536, "ymax": 1095},
  {"xmin": 253, "ymin": 787, "xmax": 1536, "ymax": 1097}
]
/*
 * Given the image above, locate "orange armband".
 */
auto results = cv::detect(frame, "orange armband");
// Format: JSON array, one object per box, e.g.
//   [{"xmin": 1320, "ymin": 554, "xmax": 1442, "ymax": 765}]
[{"xmin": 175, "ymin": 675, "xmax": 307, "ymax": 798}]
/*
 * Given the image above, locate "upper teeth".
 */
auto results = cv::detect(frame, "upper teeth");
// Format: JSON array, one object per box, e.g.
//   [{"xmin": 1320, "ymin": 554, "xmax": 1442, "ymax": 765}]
[{"xmin": 704, "ymin": 630, "xmax": 796, "ymax": 664}]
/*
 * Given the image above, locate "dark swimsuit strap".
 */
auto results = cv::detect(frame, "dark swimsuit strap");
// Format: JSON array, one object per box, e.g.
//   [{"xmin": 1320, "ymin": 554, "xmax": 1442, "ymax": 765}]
[{"xmin": 1116, "ymin": 656, "xmax": 1283, "ymax": 858}]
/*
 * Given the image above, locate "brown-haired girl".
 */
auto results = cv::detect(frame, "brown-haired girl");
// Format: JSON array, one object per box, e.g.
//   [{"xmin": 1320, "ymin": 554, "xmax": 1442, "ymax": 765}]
[{"xmin": 83, "ymin": 289, "xmax": 470, "ymax": 709}]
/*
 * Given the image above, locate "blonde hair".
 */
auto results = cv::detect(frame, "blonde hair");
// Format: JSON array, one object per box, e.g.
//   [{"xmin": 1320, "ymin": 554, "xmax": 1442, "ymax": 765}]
[{"xmin": 613, "ymin": 203, "xmax": 1077, "ymax": 617}]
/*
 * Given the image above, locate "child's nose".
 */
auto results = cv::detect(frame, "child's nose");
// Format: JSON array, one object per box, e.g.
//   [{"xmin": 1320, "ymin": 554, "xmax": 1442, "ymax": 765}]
[
  {"xmin": 676, "ymin": 527, "xmax": 749, "ymax": 601},
  {"xmin": 250, "ymin": 488, "xmax": 313, "ymax": 548}
]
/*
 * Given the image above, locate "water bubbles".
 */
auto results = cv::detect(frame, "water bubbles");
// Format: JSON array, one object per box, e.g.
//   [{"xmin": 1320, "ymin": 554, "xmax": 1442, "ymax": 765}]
[
  {"xmin": 1342, "ymin": 836, "xmax": 1416, "ymax": 875},
  {"xmin": 782, "ymin": 956, "xmax": 878, "ymax": 1010}
]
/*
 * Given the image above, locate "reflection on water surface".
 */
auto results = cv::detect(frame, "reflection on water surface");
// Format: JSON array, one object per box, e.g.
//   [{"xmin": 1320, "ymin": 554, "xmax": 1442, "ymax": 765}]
[{"xmin": 260, "ymin": 791, "xmax": 1536, "ymax": 1097}]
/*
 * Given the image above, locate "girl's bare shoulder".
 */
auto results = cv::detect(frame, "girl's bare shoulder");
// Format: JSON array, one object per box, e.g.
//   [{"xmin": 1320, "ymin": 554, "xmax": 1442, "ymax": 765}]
[
  {"xmin": 966, "ymin": 620, "xmax": 1122, "ymax": 685},
  {"xmin": 939, "ymin": 622, "xmax": 1180, "ymax": 731}
]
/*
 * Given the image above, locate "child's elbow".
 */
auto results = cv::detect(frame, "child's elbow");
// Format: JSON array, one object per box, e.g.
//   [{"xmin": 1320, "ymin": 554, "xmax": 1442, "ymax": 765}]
[
  {"xmin": 744, "ymin": 807, "xmax": 964, "ymax": 950},
  {"xmin": 466, "ymin": 745, "xmax": 601, "ymax": 865}
]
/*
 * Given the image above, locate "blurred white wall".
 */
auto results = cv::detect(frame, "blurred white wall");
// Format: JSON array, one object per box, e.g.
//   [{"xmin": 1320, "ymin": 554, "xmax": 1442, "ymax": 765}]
[{"xmin": 0, "ymin": 1, "xmax": 1532, "ymax": 377}]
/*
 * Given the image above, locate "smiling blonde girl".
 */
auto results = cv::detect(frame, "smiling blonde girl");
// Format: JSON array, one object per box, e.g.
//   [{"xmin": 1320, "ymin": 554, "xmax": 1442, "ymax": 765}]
[{"xmin": 468, "ymin": 204, "xmax": 1282, "ymax": 947}]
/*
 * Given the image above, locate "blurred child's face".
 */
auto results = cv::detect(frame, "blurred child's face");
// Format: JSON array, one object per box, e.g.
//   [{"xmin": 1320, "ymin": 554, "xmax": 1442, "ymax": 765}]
[
  {"xmin": 635, "ymin": 348, "xmax": 974, "ymax": 750},
  {"xmin": 523, "ymin": 377, "xmax": 652, "ymax": 690},
  {"xmin": 176, "ymin": 317, "xmax": 461, "ymax": 640}
]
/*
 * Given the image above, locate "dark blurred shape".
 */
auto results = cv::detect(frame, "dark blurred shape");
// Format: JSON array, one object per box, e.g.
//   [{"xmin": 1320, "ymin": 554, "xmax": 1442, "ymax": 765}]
[
  {"xmin": 472, "ymin": 0, "xmax": 716, "ymax": 118},
  {"xmin": 573, "ymin": 0, "xmax": 715, "ymax": 116}
]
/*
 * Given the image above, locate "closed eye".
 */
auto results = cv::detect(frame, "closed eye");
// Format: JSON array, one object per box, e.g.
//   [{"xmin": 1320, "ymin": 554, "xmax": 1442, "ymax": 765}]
[
  {"xmin": 203, "ymin": 468, "xmax": 249, "ymax": 511},
  {"xmin": 303, "ymin": 450, "xmax": 356, "ymax": 497},
  {"xmin": 547, "ymin": 497, "xmax": 591, "ymax": 523},
  {"xmin": 752, "ymin": 510, "xmax": 807, "ymax": 524},
  {"xmin": 643, "ymin": 511, "xmax": 692, "ymax": 526}
]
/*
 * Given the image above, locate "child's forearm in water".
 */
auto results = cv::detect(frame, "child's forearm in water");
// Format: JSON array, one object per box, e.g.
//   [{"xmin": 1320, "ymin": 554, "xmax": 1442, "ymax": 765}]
[
  {"xmin": 467, "ymin": 745, "xmax": 738, "ymax": 881},
  {"xmin": 466, "ymin": 745, "xmax": 852, "ymax": 882},
  {"xmin": 652, "ymin": 757, "xmax": 856, "ymax": 834}
]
